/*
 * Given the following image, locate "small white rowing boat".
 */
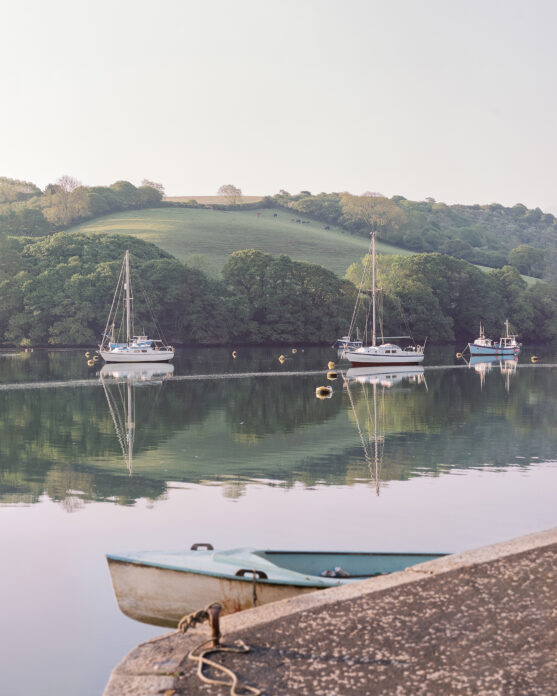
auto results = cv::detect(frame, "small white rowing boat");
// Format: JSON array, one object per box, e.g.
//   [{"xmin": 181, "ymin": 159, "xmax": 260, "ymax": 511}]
[{"xmin": 106, "ymin": 544, "xmax": 447, "ymax": 626}]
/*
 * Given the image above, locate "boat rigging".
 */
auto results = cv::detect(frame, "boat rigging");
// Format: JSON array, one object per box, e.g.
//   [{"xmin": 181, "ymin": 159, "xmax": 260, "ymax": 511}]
[
  {"xmin": 342, "ymin": 232, "xmax": 425, "ymax": 367},
  {"xmin": 99, "ymin": 250, "xmax": 174, "ymax": 363}
]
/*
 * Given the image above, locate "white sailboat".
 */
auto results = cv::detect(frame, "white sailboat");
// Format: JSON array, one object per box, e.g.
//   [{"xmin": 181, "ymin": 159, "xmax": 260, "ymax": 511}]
[
  {"xmin": 99, "ymin": 250, "xmax": 175, "ymax": 363},
  {"xmin": 343, "ymin": 232, "xmax": 425, "ymax": 367}
]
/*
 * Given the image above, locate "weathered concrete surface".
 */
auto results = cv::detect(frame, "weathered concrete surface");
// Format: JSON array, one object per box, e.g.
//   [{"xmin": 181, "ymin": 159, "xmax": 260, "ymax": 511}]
[{"xmin": 104, "ymin": 527, "xmax": 557, "ymax": 695}]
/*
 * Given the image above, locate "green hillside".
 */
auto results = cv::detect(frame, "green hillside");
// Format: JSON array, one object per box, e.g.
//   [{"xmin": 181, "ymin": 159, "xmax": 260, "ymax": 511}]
[{"xmin": 66, "ymin": 207, "xmax": 413, "ymax": 277}]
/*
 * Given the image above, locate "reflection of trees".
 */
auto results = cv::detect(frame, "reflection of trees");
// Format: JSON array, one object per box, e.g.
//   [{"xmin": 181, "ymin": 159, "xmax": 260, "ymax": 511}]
[
  {"xmin": 225, "ymin": 375, "xmax": 341, "ymax": 436},
  {"xmin": 1, "ymin": 365, "xmax": 556, "ymax": 508}
]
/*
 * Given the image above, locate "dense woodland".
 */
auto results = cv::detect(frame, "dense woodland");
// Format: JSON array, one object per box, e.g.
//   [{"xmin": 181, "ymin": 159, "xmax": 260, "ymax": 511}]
[{"xmin": 0, "ymin": 230, "xmax": 555, "ymax": 347}]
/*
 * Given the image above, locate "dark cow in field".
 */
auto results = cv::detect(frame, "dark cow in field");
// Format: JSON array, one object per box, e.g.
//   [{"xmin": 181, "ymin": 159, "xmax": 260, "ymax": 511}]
[
  {"xmin": 323, "ymin": 225, "xmax": 330, "ymax": 230},
  {"xmin": 273, "ymin": 213, "xmax": 278, "ymax": 217}
]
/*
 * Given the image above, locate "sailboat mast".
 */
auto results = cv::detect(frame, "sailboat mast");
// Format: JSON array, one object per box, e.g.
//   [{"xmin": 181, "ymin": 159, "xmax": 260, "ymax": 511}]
[
  {"xmin": 371, "ymin": 231, "xmax": 376, "ymax": 348},
  {"xmin": 125, "ymin": 250, "xmax": 131, "ymax": 344}
]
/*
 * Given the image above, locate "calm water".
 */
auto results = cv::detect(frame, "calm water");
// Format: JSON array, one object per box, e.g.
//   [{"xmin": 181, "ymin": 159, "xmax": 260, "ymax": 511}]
[{"xmin": 0, "ymin": 345, "xmax": 556, "ymax": 695}]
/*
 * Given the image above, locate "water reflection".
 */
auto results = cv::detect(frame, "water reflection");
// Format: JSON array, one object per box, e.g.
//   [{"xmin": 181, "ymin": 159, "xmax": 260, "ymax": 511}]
[
  {"xmin": 468, "ymin": 355, "xmax": 518, "ymax": 391},
  {"xmin": 345, "ymin": 365, "xmax": 425, "ymax": 387},
  {"xmin": 100, "ymin": 363, "xmax": 174, "ymax": 474},
  {"xmin": 0, "ymin": 349, "xmax": 556, "ymax": 510},
  {"xmin": 343, "ymin": 367, "xmax": 426, "ymax": 495}
]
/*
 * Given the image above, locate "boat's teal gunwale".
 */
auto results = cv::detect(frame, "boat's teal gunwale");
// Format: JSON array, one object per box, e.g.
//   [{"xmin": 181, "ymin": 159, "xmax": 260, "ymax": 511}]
[
  {"xmin": 106, "ymin": 550, "xmax": 449, "ymax": 588},
  {"xmin": 106, "ymin": 555, "xmax": 336, "ymax": 587},
  {"xmin": 261, "ymin": 550, "xmax": 449, "ymax": 557}
]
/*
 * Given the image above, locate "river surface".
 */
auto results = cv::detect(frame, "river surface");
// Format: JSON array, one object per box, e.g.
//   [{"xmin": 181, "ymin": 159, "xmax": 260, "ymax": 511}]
[{"xmin": 0, "ymin": 345, "xmax": 556, "ymax": 695}]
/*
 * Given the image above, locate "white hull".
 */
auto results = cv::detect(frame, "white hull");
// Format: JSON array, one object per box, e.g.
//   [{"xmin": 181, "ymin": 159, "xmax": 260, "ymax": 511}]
[
  {"xmin": 107, "ymin": 559, "xmax": 316, "ymax": 627},
  {"xmin": 100, "ymin": 350, "xmax": 174, "ymax": 363},
  {"xmin": 344, "ymin": 349, "xmax": 424, "ymax": 367}
]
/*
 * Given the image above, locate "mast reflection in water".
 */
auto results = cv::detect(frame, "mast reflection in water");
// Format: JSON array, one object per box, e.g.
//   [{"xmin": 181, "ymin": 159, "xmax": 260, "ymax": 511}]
[
  {"xmin": 99, "ymin": 363, "xmax": 174, "ymax": 475},
  {"xmin": 343, "ymin": 366, "xmax": 426, "ymax": 495}
]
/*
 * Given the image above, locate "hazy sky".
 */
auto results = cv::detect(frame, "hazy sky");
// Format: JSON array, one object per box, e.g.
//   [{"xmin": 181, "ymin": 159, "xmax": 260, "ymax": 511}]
[{"xmin": 2, "ymin": 0, "xmax": 556, "ymax": 211}]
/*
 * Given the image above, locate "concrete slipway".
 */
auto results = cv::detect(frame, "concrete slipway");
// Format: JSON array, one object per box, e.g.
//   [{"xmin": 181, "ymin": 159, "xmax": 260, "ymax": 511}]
[{"xmin": 104, "ymin": 527, "xmax": 557, "ymax": 695}]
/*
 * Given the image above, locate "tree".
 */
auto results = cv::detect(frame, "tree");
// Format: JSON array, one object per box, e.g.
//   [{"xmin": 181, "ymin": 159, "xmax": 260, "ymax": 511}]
[
  {"xmin": 138, "ymin": 186, "xmax": 163, "ymax": 207},
  {"xmin": 340, "ymin": 194, "xmax": 406, "ymax": 237},
  {"xmin": 217, "ymin": 184, "xmax": 242, "ymax": 205},
  {"xmin": 141, "ymin": 179, "xmax": 165, "ymax": 196},
  {"xmin": 441, "ymin": 238, "xmax": 474, "ymax": 260},
  {"xmin": 110, "ymin": 180, "xmax": 140, "ymax": 207},
  {"xmin": 43, "ymin": 176, "xmax": 89, "ymax": 226},
  {"xmin": 57, "ymin": 175, "xmax": 81, "ymax": 194},
  {"xmin": 508, "ymin": 245, "xmax": 545, "ymax": 278}
]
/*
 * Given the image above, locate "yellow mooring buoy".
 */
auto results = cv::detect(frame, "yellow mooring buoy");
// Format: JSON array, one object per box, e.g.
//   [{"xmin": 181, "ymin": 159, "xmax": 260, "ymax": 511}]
[
  {"xmin": 327, "ymin": 361, "xmax": 335, "ymax": 370},
  {"xmin": 278, "ymin": 355, "xmax": 286, "ymax": 364},
  {"xmin": 531, "ymin": 355, "xmax": 539, "ymax": 363},
  {"xmin": 291, "ymin": 348, "xmax": 297, "ymax": 354},
  {"xmin": 85, "ymin": 351, "xmax": 90, "ymax": 358},
  {"xmin": 327, "ymin": 371, "xmax": 338, "ymax": 381},
  {"xmin": 93, "ymin": 355, "xmax": 99, "ymax": 362},
  {"xmin": 87, "ymin": 359, "xmax": 95, "ymax": 367},
  {"xmin": 315, "ymin": 385, "xmax": 333, "ymax": 399},
  {"xmin": 456, "ymin": 352, "xmax": 463, "ymax": 359},
  {"xmin": 232, "ymin": 350, "xmax": 238, "ymax": 358}
]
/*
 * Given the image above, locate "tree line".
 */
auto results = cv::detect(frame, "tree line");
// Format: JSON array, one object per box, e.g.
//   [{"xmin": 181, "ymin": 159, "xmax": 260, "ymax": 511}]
[
  {"xmin": 0, "ymin": 230, "xmax": 556, "ymax": 347},
  {"xmin": 0, "ymin": 233, "xmax": 355, "ymax": 346},
  {"xmin": 273, "ymin": 190, "xmax": 557, "ymax": 279},
  {"xmin": 0, "ymin": 176, "xmax": 163, "ymax": 237}
]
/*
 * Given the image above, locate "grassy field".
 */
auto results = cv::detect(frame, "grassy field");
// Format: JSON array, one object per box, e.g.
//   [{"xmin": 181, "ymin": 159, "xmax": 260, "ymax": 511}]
[
  {"xmin": 67, "ymin": 206, "xmax": 539, "ymax": 284},
  {"xmin": 67, "ymin": 207, "xmax": 413, "ymax": 277}
]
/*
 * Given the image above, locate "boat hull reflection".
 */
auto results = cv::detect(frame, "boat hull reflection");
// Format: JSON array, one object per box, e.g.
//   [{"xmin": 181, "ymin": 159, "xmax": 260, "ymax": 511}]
[
  {"xmin": 346, "ymin": 365, "xmax": 425, "ymax": 387},
  {"xmin": 99, "ymin": 362, "xmax": 174, "ymax": 383}
]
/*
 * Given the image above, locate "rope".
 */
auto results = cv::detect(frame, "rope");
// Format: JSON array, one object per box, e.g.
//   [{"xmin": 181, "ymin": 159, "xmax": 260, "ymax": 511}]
[
  {"xmin": 178, "ymin": 604, "xmax": 216, "ymax": 633},
  {"xmin": 188, "ymin": 639, "xmax": 261, "ymax": 696},
  {"xmin": 134, "ymin": 268, "xmax": 171, "ymax": 347},
  {"xmin": 178, "ymin": 604, "xmax": 261, "ymax": 696},
  {"xmin": 101, "ymin": 259, "xmax": 125, "ymax": 348},
  {"xmin": 347, "ymin": 242, "xmax": 373, "ymax": 340}
]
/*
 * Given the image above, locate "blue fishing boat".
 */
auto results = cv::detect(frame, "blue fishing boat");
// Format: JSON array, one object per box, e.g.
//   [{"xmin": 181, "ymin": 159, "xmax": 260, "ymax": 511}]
[
  {"xmin": 467, "ymin": 320, "xmax": 520, "ymax": 356},
  {"xmin": 107, "ymin": 545, "xmax": 447, "ymax": 626}
]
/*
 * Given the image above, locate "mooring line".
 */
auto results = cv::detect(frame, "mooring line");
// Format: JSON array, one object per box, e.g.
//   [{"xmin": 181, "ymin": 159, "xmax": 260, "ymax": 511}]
[{"xmin": 0, "ymin": 363, "xmax": 554, "ymax": 391}]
